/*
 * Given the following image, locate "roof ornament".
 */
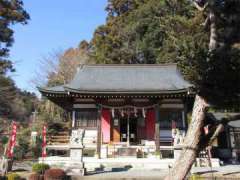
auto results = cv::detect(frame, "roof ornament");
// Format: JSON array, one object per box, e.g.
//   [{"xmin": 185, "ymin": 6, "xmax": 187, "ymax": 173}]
[
  {"xmin": 111, "ymin": 108, "xmax": 115, "ymax": 118},
  {"xmin": 121, "ymin": 109, "xmax": 124, "ymax": 117},
  {"xmin": 142, "ymin": 108, "xmax": 146, "ymax": 118},
  {"xmin": 134, "ymin": 107, "xmax": 137, "ymax": 117}
]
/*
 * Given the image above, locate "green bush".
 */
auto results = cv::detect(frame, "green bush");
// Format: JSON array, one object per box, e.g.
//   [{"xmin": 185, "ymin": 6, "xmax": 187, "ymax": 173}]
[
  {"xmin": 1, "ymin": 136, "xmax": 8, "ymax": 145},
  {"xmin": 44, "ymin": 169, "xmax": 66, "ymax": 180},
  {"xmin": 31, "ymin": 136, "xmax": 42, "ymax": 158},
  {"xmin": 32, "ymin": 163, "xmax": 50, "ymax": 174},
  {"xmin": 136, "ymin": 149, "xmax": 143, "ymax": 158},
  {"xmin": 6, "ymin": 173, "xmax": 20, "ymax": 180},
  {"xmin": 0, "ymin": 175, "xmax": 7, "ymax": 180},
  {"xmin": 14, "ymin": 128, "xmax": 31, "ymax": 160}
]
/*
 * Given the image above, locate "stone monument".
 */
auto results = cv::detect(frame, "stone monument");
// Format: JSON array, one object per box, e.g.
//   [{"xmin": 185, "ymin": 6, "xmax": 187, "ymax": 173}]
[
  {"xmin": 70, "ymin": 129, "xmax": 84, "ymax": 160},
  {"xmin": 173, "ymin": 129, "xmax": 185, "ymax": 160},
  {"xmin": 66, "ymin": 129, "xmax": 85, "ymax": 176}
]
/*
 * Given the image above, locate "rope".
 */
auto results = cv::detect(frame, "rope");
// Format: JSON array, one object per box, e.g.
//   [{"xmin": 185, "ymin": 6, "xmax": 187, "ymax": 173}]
[{"xmin": 99, "ymin": 104, "xmax": 158, "ymax": 109}]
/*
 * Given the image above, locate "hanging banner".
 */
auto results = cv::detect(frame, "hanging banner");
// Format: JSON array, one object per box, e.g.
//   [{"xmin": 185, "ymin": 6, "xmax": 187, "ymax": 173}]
[
  {"xmin": 7, "ymin": 121, "xmax": 17, "ymax": 158},
  {"xmin": 42, "ymin": 125, "xmax": 47, "ymax": 158}
]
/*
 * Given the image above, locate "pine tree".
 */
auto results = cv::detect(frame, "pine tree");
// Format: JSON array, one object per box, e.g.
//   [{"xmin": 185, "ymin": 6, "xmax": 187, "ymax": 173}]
[
  {"xmin": 0, "ymin": 0, "xmax": 30, "ymax": 117},
  {"xmin": 165, "ymin": 1, "xmax": 240, "ymax": 179}
]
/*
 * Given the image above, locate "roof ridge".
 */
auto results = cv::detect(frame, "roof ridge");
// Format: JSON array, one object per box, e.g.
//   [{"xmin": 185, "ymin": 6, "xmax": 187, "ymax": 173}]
[{"xmin": 78, "ymin": 63, "xmax": 177, "ymax": 68}]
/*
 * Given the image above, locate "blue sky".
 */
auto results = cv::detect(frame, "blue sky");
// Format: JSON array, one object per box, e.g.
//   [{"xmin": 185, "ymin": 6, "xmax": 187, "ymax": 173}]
[{"xmin": 10, "ymin": 0, "xmax": 108, "ymax": 93}]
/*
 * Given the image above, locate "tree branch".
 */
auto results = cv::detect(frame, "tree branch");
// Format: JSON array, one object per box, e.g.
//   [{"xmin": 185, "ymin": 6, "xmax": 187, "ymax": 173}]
[
  {"xmin": 202, "ymin": 16, "xmax": 210, "ymax": 28},
  {"xmin": 201, "ymin": 113, "xmax": 240, "ymax": 148},
  {"xmin": 208, "ymin": 123, "xmax": 224, "ymax": 146},
  {"xmin": 193, "ymin": 2, "xmax": 209, "ymax": 11}
]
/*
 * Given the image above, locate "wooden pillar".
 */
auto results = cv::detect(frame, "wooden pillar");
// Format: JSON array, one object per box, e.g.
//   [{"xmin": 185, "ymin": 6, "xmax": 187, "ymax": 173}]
[
  {"xmin": 127, "ymin": 111, "xmax": 130, "ymax": 147},
  {"xmin": 155, "ymin": 105, "xmax": 160, "ymax": 153},
  {"xmin": 96, "ymin": 105, "xmax": 102, "ymax": 159},
  {"xmin": 182, "ymin": 110, "xmax": 186, "ymax": 129},
  {"xmin": 72, "ymin": 110, "xmax": 76, "ymax": 128},
  {"xmin": 183, "ymin": 100, "xmax": 188, "ymax": 130}
]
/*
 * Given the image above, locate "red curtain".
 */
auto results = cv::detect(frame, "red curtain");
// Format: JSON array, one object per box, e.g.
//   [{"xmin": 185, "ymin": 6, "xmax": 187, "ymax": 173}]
[
  {"xmin": 101, "ymin": 109, "xmax": 111, "ymax": 143},
  {"xmin": 146, "ymin": 109, "xmax": 155, "ymax": 140}
]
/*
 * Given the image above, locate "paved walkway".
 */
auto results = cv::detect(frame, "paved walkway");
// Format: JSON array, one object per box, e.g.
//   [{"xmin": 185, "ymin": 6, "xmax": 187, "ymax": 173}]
[
  {"xmin": 73, "ymin": 169, "xmax": 168, "ymax": 180},
  {"xmin": 191, "ymin": 165, "xmax": 240, "ymax": 179},
  {"xmin": 2, "ymin": 160, "xmax": 240, "ymax": 179}
]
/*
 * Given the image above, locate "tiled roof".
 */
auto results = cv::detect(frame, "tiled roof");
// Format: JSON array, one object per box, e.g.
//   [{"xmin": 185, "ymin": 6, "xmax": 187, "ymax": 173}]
[{"xmin": 39, "ymin": 64, "xmax": 192, "ymax": 94}]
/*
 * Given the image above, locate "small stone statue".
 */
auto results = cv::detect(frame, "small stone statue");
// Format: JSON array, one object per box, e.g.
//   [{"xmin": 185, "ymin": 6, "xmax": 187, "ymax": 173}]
[{"xmin": 173, "ymin": 129, "xmax": 185, "ymax": 146}]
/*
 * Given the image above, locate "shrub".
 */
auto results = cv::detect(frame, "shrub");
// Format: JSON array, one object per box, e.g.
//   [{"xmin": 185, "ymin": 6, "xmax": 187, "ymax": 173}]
[
  {"xmin": 31, "ymin": 136, "xmax": 42, "ymax": 158},
  {"xmin": 6, "ymin": 173, "xmax": 20, "ymax": 180},
  {"xmin": 28, "ymin": 173, "xmax": 44, "ymax": 180},
  {"xmin": 1, "ymin": 136, "xmax": 8, "ymax": 145},
  {"xmin": 32, "ymin": 163, "xmax": 50, "ymax": 174},
  {"xmin": 44, "ymin": 169, "xmax": 66, "ymax": 180},
  {"xmin": 136, "ymin": 149, "xmax": 143, "ymax": 158},
  {"xmin": 0, "ymin": 175, "xmax": 7, "ymax": 180}
]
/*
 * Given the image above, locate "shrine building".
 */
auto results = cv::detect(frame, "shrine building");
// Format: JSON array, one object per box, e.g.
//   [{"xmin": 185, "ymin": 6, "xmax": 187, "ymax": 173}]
[{"xmin": 38, "ymin": 64, "xmax": 194, "ymax": 158}]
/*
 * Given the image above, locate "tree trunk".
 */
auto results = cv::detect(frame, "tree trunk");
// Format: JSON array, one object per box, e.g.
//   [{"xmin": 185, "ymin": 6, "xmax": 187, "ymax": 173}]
[
  {"xmin": 209, "ymin": 9, "xmax": 217, "ymax": 51},
  {"xmin": 164, "ymin": 3, "xmax": 219, "ymax": 179},
  {"xmin": 165, "ymin": 95, "xmax": 208, "ymax": 180}
]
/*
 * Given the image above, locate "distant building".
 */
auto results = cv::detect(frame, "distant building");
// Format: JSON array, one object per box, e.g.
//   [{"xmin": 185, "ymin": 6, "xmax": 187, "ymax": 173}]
[{"xmin": 209, "ymin": 113, "xmax": 240, "ymax": 163}]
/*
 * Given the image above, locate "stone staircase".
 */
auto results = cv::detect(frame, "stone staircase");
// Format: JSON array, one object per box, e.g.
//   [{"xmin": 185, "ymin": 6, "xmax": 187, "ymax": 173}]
[
  {"xmin": 48, "ymin": 131, "xmax": 70, "ymax": 146},
  {"xmin": 47, "ymin": 129, "xmax": 98, "ymax": 152}
]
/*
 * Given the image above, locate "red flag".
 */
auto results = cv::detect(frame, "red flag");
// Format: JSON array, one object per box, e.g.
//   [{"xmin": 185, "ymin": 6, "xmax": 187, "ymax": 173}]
[
  {"xmin": 7, "ymin": 121, "xmax": 17, "ymax": 158},
  {"xmin": 42, "ymin": 125, "xmax": 47, "ymax": 158}
]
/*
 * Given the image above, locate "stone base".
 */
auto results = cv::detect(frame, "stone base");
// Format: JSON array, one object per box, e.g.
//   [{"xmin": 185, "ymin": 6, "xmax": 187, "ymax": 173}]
[
  {"xmin": 70, "ymin": 147, "xmax": 83, "ymax": 160},
  {"xmin": 39, "ymin": 156, "xmax": 85, "ymax": 176},
  {"xmin": 65, "ymin": 167, "xmax": 85, "ymax": 176}
]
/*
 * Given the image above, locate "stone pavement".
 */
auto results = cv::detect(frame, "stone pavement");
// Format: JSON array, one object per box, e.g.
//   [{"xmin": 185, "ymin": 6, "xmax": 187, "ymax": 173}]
[
  {"xmin": 191, "ymin": 165, "xmax": 240, "ymax": 179},
  {"xmin": 72, "ymin": 169, "xmax": 168, "ymax": 180},
  {"xmin": 2, "ymin": 160, "xmax": 240, "ymax": 180}
]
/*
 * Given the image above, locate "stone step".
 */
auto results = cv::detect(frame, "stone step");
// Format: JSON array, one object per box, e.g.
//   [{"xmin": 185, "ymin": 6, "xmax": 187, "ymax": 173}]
[
  {"xmin": 48, "ymin": 142, "xmax": 69, "ymax": 145},
  {"xmin": 84, "ymin": 158, "xmax": 175, "ymax": 171},
  {"xmin": 66, "ymin": 168, "xmax": 85, "ymax": 176},
  {"xmin": 54, "ymin": 131, "xmax": 69, "ymax": 135},
  {"xmin": 49, "ymin": 138, "xmax": 69, "ymax": 141},
  {"xmin": 50, "ymin": 135, "xmax": 70, "ymax": 138}
]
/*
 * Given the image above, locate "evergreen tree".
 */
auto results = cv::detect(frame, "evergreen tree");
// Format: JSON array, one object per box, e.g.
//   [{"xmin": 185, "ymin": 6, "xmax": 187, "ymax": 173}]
[
  {"xmin": 0, "ymin": 0, "xmax": 29, "ymax": 72},
  {"xmin": 0, "ymin": 0, "xmax": 30, "ymax": 117},
  {"xmin": 90, "ymin": 1, "xmax": 240, "ymax": 178},
  {"xmin": 165, "ymin": 0, "xmax": 240, "ymax": 179}
]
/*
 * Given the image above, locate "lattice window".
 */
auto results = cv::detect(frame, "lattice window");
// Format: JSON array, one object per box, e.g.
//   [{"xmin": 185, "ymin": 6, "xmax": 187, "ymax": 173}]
[
  {"xmin": 75, "ymin": 109, "xmax": 98, "ymax": 128},
  {"xmin": 159, "ymin": 109, "xmax": 183, "ymax": 129},
  {"xmin": 234, "ymin": 132, "xmax": 240, "ymax": 148}
]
